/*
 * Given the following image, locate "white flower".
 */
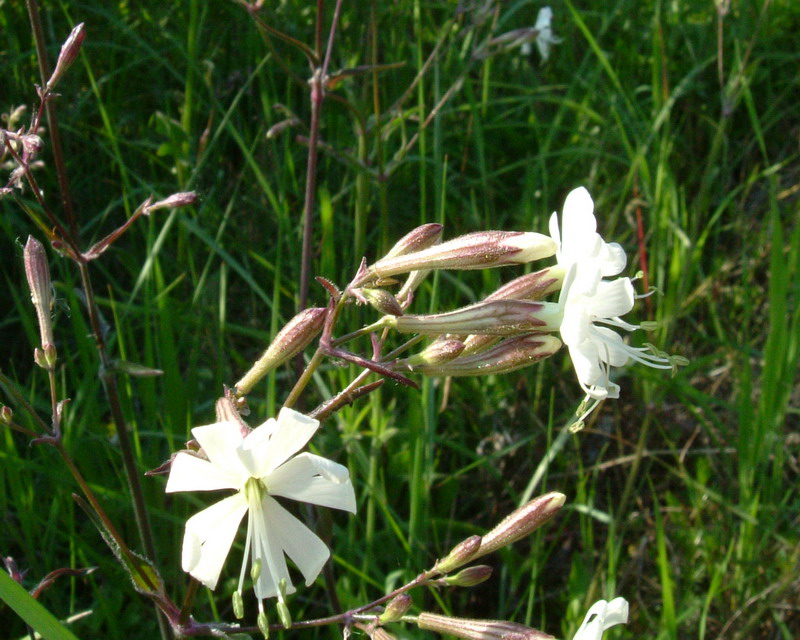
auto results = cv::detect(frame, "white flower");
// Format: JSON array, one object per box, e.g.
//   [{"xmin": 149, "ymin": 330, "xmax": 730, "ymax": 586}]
[
  {"xmin": 166, "ymin": 408, "xmax": 356, "ymax": 610},
  {"xmin": 558, "ymin": 266, "xmax": 672, "ymax": 403},
  {"xmin": 572, "ymin": 597, "xmax": 629, "ymax": 640},
  {"xmin": 532, "ymin": 6, "xmax": 563, "ymax": 62},
  {"xmin": 549, "ymin": 186, "xmax": 627, "ymax": 281}
]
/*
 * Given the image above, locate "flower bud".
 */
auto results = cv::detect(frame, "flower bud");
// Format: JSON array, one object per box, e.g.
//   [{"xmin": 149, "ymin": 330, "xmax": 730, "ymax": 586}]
[
  {"xmin": 24, "ymin": 236, "xmax": 55, "ymax": 352},
  {"xmin": 485, "ymin": 268, "xmax": 563, "ymax": 302},
  {"xmin": 144, "ymin": 191, "xmax": 198, "ymax": 214},
  {"xmin": 358, "ymin": 231, "xmax": 556, "ymax": 285},
  {"xmin": 389, "ymin": 301, "xmax": 560, "ymax": 337},
  {"xmin": 379, "ymin": 594, "xmax": 413, "ymax": 623},
  {"xmin": 406, "ymin": 335, "xmax": 561, "ymax": 377},
  {"xmin": 442, "ymin": 565, "xmax": 493, "ymax": 587},
  {"xmin": 1, "ymin": 405, "xmax": 13, "ymax": 425},
  {"xmin": 235, "ymin": 307, "xmax": 326, "ymax": 395},
  {"xmin": 46, "ymin": 23, "xmax": 86, "ymax": 91},
  {"xmin": 397, "ymin": 338, "xmax": 465, "ymax": 369},
  {"xmin": 361, "ymin": 288, "xmax": 404, "ymax": 316},
  {"xmin": 416, "ymin": 613, "xmax": 553, "ymax": 640},
  {"xmin": 434, "ymin": 535, "xmax": 482, "ymax": 574},
  {"xmin": 476, "ymin": 493, "xmax": 565, "ymax": 558},
  {"xmin": 384, "ymin": 223, "xmax": 443, "ymax": 259}
]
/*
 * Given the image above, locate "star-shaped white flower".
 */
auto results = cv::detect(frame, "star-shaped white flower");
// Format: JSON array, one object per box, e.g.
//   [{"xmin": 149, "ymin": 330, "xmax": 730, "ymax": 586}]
[
  {"xmin": 549, "ymin": 186, "xmax": 627, "ymax": 281},
  {"xmin": 559, "ymin": 265, "xmax": 672, "ymax": 403},
  {"xmin": 524, "ymin": 7, "xmax": 563, "ymax": 62},
  {"xmin": 166, "ymin": 408, "xmax": 356, "ymax": 610},
  {"xmin": 572, "ymin": 597, "xmax": 629, "ymax": 640}
]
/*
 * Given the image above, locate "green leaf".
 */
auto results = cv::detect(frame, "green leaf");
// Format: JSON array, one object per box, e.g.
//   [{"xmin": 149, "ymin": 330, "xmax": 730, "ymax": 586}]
[{"xmin": 0, "ymin": 570, "xmax": 82, "ymax": 640}]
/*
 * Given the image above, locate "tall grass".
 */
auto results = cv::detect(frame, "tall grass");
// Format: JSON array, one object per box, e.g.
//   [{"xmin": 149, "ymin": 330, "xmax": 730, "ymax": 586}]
[{"xmin": 1, "ymin": 0, "xmax": 798, "ymax": 638}]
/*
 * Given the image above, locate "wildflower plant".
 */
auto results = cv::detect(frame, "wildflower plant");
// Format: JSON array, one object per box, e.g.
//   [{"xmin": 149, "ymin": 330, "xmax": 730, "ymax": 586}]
[{"xmin": 0, "ymin": 3, "xmax": 688, "ymax": 640}]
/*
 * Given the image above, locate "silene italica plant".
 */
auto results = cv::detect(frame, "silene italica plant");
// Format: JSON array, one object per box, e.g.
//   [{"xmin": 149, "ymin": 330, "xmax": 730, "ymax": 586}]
[{"xmin": 1, "ymin": 3, "xmax": 687, "ymax": 639}]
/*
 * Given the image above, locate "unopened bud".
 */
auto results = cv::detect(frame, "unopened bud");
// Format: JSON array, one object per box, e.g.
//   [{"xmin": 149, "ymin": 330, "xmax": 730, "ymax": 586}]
[
  {"xmin": 1, "ymin": 405, "xmax": 13, "ymax": 425},
  {"xmin": 389, "ymin": 300, "xmax": 560, "ymax": 337},
  {"xmin": 144, "ymin": 191, "xmax": 198, "ymax": 213},
  {"xmin": 24, "ymin": 236, "xmax": 55, "ymax": 351},
  {"xmin": 434, "ymin": 535, "xmax": 482, "ymax": 574},
  {"xmin": 416, "ymin": 613, "xmax": 553, "ymax": 640},
  {"xmin": 443, "ymin": 565, "xmax": 493, "ymax": 587},
  {"xmin": 361, "ymin": 288, "xmax": 403, "ymax": 316},
  {"xmin": 21, "ymin": 134, "xmax": 44, "ymax": 156},
  {"xmin": 358, "ymin": 231, "xmax": 556, "ymax": 285},
  {"xmin": 46, "ymin": 23, "xmax": 86, "ymax": 91},
  {"xmin": 397, "ymin": 338, "xmax": 465, "ymax": 369},
  {"xmin": 266, "ymin": 117, "xmax": 302, "ymax": 139},
  {"xmin": 407, "ymin": 335, "xmax": 561, "ymax": 377},
  {"xmin": 486, "ymin": 268, "xmax": 563, "ymax": 302},
  {"xmin": 379, "ymin": 594, "xmax": 413, "ymax": 623},
  {"xmin": 384, "ymin": 223, "xmax": 443, "ymax": 259},
  {"xmin": 476, "ymin": 492, "xmax": 565, "ymax": 558},
  {"xmin": 236, "ymin": 307, "xmax": 326, "ymax": 395}
]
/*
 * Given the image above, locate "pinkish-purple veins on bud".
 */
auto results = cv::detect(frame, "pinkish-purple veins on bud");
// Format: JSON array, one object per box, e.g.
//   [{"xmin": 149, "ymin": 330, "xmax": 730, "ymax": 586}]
[
  {"xmin": 485, "ymin": 268, "xmax": 563, "ymax": 302},
  {"xmin": 384, "ymin": 223, "xmax": 444, "ymax": 259},
  {"xmin": 379, "ymin": 594, "xmax": 413, "ymax": 623},
  {"xmin": 388, "ymin": 300, "xmax": 560, "ymax": 337},
  {"xmin": 416, "ymin": 613, "xmax": 553, "ymax": 640},
  {"xmin": 476, "ymin": 492, "xmax": 566, "ymax": 558},
  {"xmin": 144, "ymin": 191, "xmax": 198, "ymax": 214},
  {"xmin": 434, "ymin": 535, "xmax": 482, "ymax": 574},
  {"xmin": 235, "ymin": 307, "xmax": 327, "ymax": 395},
  {"xmin": 24, "ymin": 236, "xmax": 55, "ymax": 352},
  {"xmin": 46, "ymin": 23, "xmax": 86, "ymax": 91},
  {"xmin": 360, "ymin": 288, "xmax": 404, "ymax": 316},
  {"xmin": 405, "ymin": 335, "xmax": 562, "ymax": 377},
  {"xmin": 397, "ymin": 338, "xmax": 466, "ymax": 369},
  {"xmin": 358, "ymin": 231, "xmax": 556, "ymax": 285}
]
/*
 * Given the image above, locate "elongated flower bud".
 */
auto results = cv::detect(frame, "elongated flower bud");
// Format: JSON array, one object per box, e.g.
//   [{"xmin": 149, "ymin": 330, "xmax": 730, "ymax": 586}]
[
  {"xmin": 388, "ymin": 300, "xmax": 560, "ymax": 337},
  {"xmin": 384, "ymin": 223, "xmax": 443, "ymax": 305},
  {"xmin": 397, "ymin": 338, "xmax": 466, "ymax": 369},
  {"xmin": 379, "ymin": 594, "xmax": 413, "ymax": 623},
  {"xmin": 46, "ymin": 23, "xmax": 86, "ymax": 91},
  {"xmin": 476, "ymin": 492, "xmax": 565, "ymax": 558},
  {"xmin": 24, "ymin": 236, "xmax": 56, "ymax": 357},
  {"xmin": 407, "ymin": 335, "xmax": 561, "ymax": 377},
  {"xmin": 361, "ymin": 288, "xmax": 404, "ymax": 316},
  {"xmin": 236, "ymin": 308, "xmax": 326, "ymax": 395},
  {"xmin": 442, "ymin": 564, "xmax": 493, "ymax": 587},
  {"xmin": 384, "ymin": 223, "xmax": 443, "ymax": 259},
  {"xmin": 417, "ymin": 613, "xmax": 553, "ymax": 640},
  {"xmin": 434, "ymin": 535, "xmax": 482, "ymax": 574},
  {"xmin": 485, "ymin": 268, "xmax": 563, "ymax": 302},
  {"xmin": 357, "ymin": 231, "xmax": 555, "ymax": 285}
]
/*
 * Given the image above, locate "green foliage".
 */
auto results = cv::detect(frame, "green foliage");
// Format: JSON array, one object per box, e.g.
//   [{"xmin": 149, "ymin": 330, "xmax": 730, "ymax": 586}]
[{"xmin": 1, "ymin": 0, "xmax": 798, "ymax": 638}]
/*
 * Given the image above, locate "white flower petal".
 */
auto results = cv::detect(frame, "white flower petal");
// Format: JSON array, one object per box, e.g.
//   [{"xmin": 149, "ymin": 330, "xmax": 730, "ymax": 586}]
[
  {"xmin": 268, "ymin": 452, "xmax": 357, "ymax": 513},
  {"xmin": 191, "ymin": 421, "xmax": 249, "ymax": 479},
  {"xmin": 572, "ymin": 597, "xmax": 629, "ymax": 640},
  {"xmin": 166, "ymin": 452, "xmax": 240, "ymax": 493},
  {"xmin": 251, "ymin": 496, "xmax": 293, "ymax": 600},
  {"xmin": 263, "ymin": 495, "xmax": 330, "ymax": 587},
  {"xmin": 590, "ymin": 278, "xmax": 635, "ymax": 319},
  {"xmin": 182, "ymin": 494, "xmax": 248, "ymax": 589},
  {"xmin": 259, "ymin": 408, "xmax": 320, "ymax": 475}
]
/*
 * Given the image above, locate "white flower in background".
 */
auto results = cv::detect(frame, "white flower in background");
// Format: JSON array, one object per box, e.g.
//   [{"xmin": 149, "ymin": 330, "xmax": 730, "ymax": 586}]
[
  {"xmin": 572, "ymin": 597, "xmax": 629, "ymax": 640},
  {"xmin": 521, "ymin": 6, "xmax": 563, "ymax": 61},
  {"xmin": 549, "ymin": 186, "xmax": 627, "ymax": 282},
  {"xmin": 166, "ymin": 408, "xmax": 356, "ymax": 613}
]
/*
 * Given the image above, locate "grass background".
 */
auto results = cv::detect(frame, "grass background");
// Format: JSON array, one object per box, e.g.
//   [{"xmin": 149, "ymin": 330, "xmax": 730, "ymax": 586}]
[{"xmin": 1, "ymin": 0, "xmax": 798, "ymax": 638}]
